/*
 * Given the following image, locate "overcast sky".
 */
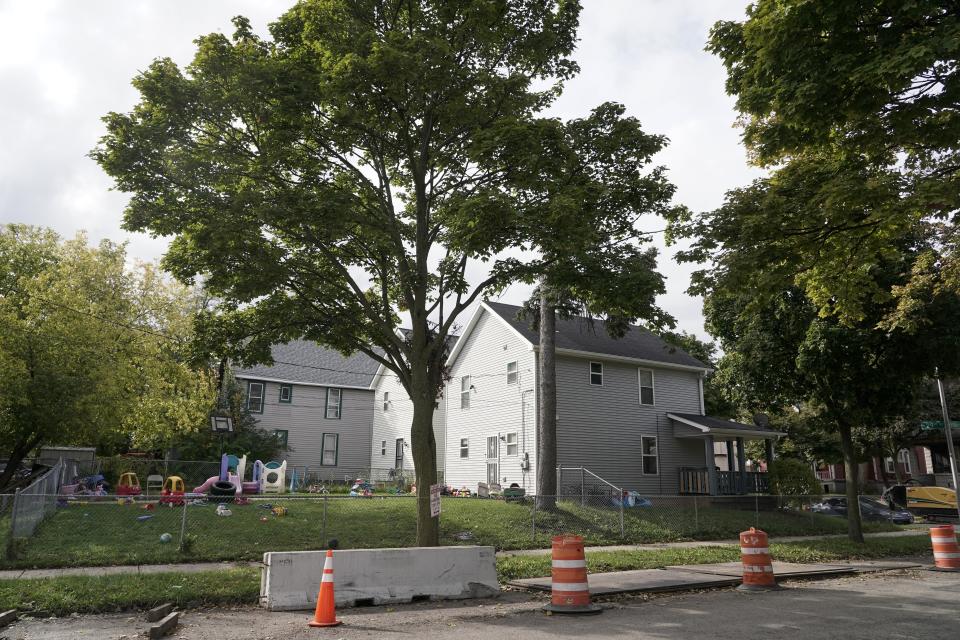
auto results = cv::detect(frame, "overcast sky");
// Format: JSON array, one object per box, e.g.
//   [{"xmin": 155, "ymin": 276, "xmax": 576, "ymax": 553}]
[{"xmin": 0, "ymin": 0, "xmax": 762, "ymax": 340}]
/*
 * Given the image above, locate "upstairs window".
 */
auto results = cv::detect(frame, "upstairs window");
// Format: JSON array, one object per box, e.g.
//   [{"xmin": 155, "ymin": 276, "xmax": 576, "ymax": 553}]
[
  {"xmin": 246, "ymin": 381, "xmax": 265, "ymax": 413},
  {"xmin": 279, "ymin": 384, "xmax": 292, "ymax": 403},
  {"xmin": 506, "ymin": 361, "xmax": 518, "ymax": 385},
  {"xmin": 461, "ymin": 376, "xmax": 471, "ymax": 409},
  {"xmin": 638, "ymin": 369, "xmax": 655, "ymax": 405},
  {"xmin": 383, "ymin": 391, "xmax": 390, "ymax": 411},
  {"xmin": 460, "ymin": 438, "xmax": 469, "ymax": 458},
  {"xmin": 325, "ymin": 388, "xmax": 342, "ymax": 419},
  {"xmin": 590, "ymin": 362, "xmax": 603, "ymax": 386}
]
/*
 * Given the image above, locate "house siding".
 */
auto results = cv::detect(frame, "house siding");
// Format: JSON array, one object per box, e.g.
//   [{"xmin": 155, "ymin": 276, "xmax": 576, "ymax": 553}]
[
  {"xmin": 445, "ymin": 308, "xmax": 537, "ymax": 491},
  {"xmin": 370, "ymin": 370, "xmax": 448, "ymax": 483},
  {"xmin": 553, "ymin": 356, "xmax": 705, "ymax": 494},
  {"xmin": 238, "ymin": 378, "xmax": 374, "ymax": 480}
]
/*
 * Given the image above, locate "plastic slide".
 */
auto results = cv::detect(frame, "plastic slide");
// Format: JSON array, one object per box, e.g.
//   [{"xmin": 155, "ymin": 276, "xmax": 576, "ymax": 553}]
[{"xmin": 193, "ymin": 475, "xmax": 220, "ymax": 494}]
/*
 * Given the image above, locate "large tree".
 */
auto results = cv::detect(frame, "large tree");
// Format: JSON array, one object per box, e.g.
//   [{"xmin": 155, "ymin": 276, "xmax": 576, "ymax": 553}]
[
  {"xmin": 94, "ymin": 1, "xmax": 586, "ymax": 545},
  {"xmin": 0, "ymin": 225, "xmax": 215, "ymax": 491},
  {"xmin": 707, "ymin": 1, "xmax": 960, "ymax": 328}
]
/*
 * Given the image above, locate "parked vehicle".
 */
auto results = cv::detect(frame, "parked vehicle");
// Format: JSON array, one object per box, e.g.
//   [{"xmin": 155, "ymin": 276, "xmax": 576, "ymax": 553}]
[
  {"xmin": 883, "ymin": 482, "xmax": 958, "ymax": 520},
  {"xmin": 811, "ymin": 496, "xmax": 913, "ymax": 524}
]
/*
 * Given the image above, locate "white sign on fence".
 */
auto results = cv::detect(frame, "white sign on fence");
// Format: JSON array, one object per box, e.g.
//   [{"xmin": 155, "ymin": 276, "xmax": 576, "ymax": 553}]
[{"xmin": 430, "ymin": 483, "xmax": 441, "ymax": 518}]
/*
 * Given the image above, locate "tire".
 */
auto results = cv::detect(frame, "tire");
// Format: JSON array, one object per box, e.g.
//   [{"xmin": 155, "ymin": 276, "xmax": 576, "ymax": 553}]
[{"xmin": 210, "ymin": 481, "xmax": 236, "ymax": 503}]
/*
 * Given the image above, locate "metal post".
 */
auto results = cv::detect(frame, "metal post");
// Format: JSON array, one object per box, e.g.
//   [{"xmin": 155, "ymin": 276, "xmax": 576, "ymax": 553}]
[
  {"xmin": 556, "ymin": 465, "xmax": 561, "ymax": 498},
  {"xmin": 693, "ymin": 495, "xmax": 699, "ymax": 531},
  {"xmin": 619, "ymin": 494, "xmax": 625, "ymax": 538},
  {"xmin": 531, "ymin": 497, "xmax": 538, "ymax": 541},
  {"xmin": 322, "ymin": 494, "xmax": 328, "ymax": 544},
  {"xmin": 755, "ymin": 492, "xmax": 759, "ymax": 528},
  {"xmin": 936, "ymin": 371, "xmax": 960, "ymax": 519},
  {"xmin": 178, "ymin": 499, "xmax": 188, "ymax": 552},
  {"xmin": 580, "ymin": 468, "xmax": 585, "ymax": 507}
]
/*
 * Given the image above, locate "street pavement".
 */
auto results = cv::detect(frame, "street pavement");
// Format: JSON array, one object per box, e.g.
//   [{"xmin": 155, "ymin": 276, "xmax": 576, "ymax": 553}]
[{"xmin": 5, "ymin": 567, "xmax": 958, "ymax": 639}]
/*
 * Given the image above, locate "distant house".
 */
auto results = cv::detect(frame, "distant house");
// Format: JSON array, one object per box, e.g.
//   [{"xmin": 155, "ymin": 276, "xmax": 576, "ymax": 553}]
[
  {"xmin": 442, "ymin": 302, "xmax": 783, "ymax": 495},
  {"xmin": 233, "ymin": 340, "xmax": 379, "ymax": 481}
]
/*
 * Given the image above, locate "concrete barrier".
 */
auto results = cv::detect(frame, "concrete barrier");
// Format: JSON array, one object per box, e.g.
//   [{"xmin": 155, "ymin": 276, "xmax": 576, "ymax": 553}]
[{"xmin": 260, "ymin": 546, "xmax": 499, "ymax": 611}]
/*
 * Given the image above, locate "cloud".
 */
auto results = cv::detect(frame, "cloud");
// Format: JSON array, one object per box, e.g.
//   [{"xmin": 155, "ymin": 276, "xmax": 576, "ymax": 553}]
[{"xmin": 0, "ymin": 0, "xmax": 758, "ymax": 341}]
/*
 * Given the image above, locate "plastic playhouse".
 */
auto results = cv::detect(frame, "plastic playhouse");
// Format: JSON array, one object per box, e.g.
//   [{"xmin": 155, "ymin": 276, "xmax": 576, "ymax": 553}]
[
  {"xmin": 116, "ymin": 472, "xmax": 142, "ymax": 496},
  {"xmin": 160, "ymin": 476, "xmax": 186, "ymax": 506},
  {"xmin": 191, "ymin": 454, "xmax": 288, "ymax": 500}
]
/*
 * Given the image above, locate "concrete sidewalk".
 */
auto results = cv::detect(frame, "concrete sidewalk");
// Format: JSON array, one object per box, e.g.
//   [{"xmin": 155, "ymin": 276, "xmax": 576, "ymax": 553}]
[
  {"xmin": 497, "ymin": 527, "xmax": 930, "ymax": 557},
  {"xmin": 0, "ymin": 528, "xmax": 928, "ymax": 581}
]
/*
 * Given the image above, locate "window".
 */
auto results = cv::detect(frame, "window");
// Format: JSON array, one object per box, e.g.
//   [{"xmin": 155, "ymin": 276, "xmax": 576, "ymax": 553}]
[
  {"xmin": 279, "ymin": 384, "xmax": 292, "ymax": 403},
  {"xmin": 461, "ymin": 376, "xmax": 471, "ymax": 409},
  {"xmin": 381, "ymin": 440, "xmax": 387, "ymax": 456},
  {"xmin": 321, "ymin": 433, "xmax": 339, "ymax": 466},
  {"xmin": 641, "ymin": 436, "xmax": 658, "ymax": 475},
  {"xmin": 590, "ymin": 362, "xmax": 603, "ymax": 386},
  {"xmin": 325, "ymin": 388, "xmax": 342, "ymax": 419},
  {"xmin": 246, "ymin": 381, "xmax": 264, "ymax": 413},
  {"xmin": 884, "ymin": 457, "xmax": 895, "ymax": 474},
  {"xmin": 273, "ymin": 429, "xmax": 288, "ymax": 448},
  {"xmin": 505, "ymin": 432, "xmax": 518, "ymax": 456},
  {"xmin": 898, "ymin": 449, "xmax": 912, "ymax": 474},
  {"xmin": 383, "ymin": 391, "xmax": 390, "ymax": 411},
  {"xmin": 638, "ymin": 369, "xmax": 655, "ymax": 405},
  {"xmin": 460, "ymin": 438, "xmax": 469, "ymax": 458},
  {"xmin": 506, "ymin": 361, "xmax": 518, "ymax": 385}
]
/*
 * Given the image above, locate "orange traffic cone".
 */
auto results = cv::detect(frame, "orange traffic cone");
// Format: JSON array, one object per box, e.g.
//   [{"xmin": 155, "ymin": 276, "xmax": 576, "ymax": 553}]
[
  {"xmin": 737, "ymin": 527, "xmax": 780, "ymax": 592},
  {"xmin": 308, "ymin": 549, "xmax": 342, "ymax": 627},
  {"xmin": 542, "ymin": 534, "xmax": 602, "ymax": 615}
]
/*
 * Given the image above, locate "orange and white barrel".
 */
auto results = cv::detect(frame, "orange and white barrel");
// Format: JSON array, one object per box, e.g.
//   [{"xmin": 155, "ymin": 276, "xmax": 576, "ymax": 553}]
[
  {"xmin": 930, "ymin": 524, "xmax": 960, "ymax": 571},
  {"xmin": 542, "ymin": 535, "xmax": 602, "ymax": 614},
  {"xmin": 737, "ymin": 527, "xmax": 779, "ymax": 591}
]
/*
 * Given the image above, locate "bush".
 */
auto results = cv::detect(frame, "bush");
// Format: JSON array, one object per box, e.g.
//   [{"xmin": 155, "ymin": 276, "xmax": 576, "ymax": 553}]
[{"xmin": 768, "ymin": 458, "xmax": 822, "ymax": 497}]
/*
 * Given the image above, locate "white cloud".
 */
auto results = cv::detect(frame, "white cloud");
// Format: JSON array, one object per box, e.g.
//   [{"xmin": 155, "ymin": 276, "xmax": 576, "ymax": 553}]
[{"xmin": 0, "ymin": 0, "xmax": 760, "ymax": 341}]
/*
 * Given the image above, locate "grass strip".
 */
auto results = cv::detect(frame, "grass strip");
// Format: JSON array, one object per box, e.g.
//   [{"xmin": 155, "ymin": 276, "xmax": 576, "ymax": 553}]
[
  {"xmin": 0, "ymin": 568, "xmax": 259, "ymax": 617},
  {"xmin": 496, "ymin": 535, "xmax": 933, "ymax": 581}
]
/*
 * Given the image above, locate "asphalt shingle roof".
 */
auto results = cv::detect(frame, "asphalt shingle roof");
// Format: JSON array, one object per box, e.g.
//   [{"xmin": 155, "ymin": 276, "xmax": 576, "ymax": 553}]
[
  {"xmin": 234, "ymin": 340, "xmax": 381, "ymax": 388},
  {"xmin": 485, "ymin": 302, "xmax": 708, "ymax": 370}
]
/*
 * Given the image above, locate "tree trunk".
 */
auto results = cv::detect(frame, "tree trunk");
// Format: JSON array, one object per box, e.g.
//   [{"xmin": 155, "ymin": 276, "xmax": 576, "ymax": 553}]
[
  {"xmin": 536, "ymin": 287, "xmax": 557, "ymax": 510},
  {"xmin": 409, "ymin": 374, "xmax": 440, "ymax": 547},
  {"xmin": 0, "ymin": 437, "xmax": 36, "ymax": 493},
  {"xmin": 838, "ymin": 421, "xmax": 864, "ymax": 543}
]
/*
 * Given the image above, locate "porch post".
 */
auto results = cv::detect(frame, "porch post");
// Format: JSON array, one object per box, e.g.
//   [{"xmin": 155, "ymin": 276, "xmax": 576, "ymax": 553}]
[
  {"xmin": 765, "ymin": 439, "xmax": 775, "ymax": 466},
  {"xmin": 704, "ymin": 436, "xmax": 718, "ymax": 496},
  {"xmin": 726, "ymin": 441, "xmax": 736, "ymax": 471},
  {"xmin": 736, "ymin": 437, "xmax": 747, "ymax": 494}
]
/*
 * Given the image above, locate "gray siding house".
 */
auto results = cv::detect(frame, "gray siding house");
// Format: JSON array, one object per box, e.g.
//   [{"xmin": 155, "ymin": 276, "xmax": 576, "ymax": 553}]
[
  {"xmin": 233, "ymin": 341, "xmax": 378, "ymax": 481},
  {"xmin": 443, "ymin": 302, "xmax": 781, "ymax": 495}
]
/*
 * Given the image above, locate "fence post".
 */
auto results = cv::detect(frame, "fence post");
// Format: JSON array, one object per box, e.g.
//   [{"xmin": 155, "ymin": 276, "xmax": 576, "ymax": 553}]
[
  {"xmin": 580, "ymin": 468, "xmax": 585, "ymax": 507},
  {"xmin": 619, "ymin": 493, "xmax": 625, "ymax": 538},
  {"xmin": 322, "ymin": 494, "xmax": 328, "ymax": 544},
  {"xmin": 693, "ymin": 495, "xmax": 699, "ymax": 531},
  {"xmin": 178, "ymin": 499, "xmax": 188, "ymax": 552},
  {"xmin": 531, "ymin": 497, "xmax": 537, "ymax": 542},
  {"xmin": 6, "ymin": 489, "xmax": 19, "ymax": 560}
]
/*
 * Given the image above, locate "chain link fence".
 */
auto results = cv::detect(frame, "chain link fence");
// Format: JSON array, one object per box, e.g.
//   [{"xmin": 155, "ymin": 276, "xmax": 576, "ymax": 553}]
[{"xmin": 1, "ymin": 488, "xmax": 914, "ymax": 568}]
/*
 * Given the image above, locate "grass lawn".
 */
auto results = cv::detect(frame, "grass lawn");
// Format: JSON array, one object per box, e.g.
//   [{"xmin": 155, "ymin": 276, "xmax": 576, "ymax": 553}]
[
  {"xmin": 0, "ymin": 536, "xmax": 931, "ymax": 616},
  {"xmin": 2, "ymin": 496, "xmax": 897, "ymax": 569}
]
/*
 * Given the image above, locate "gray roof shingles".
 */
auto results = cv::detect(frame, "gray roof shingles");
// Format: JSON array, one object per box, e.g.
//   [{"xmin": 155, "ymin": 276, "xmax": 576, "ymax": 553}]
[
  {"xmin": 234, "ymin": 340, "xmax": 381, "ymax": 389},
  {"xmin": 485, "ymin": 301, "xmax": 707, "ymax": 370}
]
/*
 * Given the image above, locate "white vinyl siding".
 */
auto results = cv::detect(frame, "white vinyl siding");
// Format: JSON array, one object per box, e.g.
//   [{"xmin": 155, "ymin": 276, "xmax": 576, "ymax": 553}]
[
  {"xmin": 590, "ymin": 362, "xmax": 603, "ymax": 386},
  {"xmin": 638, "ymin": 368, "xmax": 655, "ymax": 406}
]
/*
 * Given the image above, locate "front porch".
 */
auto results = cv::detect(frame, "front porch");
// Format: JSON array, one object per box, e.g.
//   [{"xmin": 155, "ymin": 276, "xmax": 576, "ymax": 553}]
[{"xmin": 669, "ymin": 412, "xmax": 784, "ymax": 496}]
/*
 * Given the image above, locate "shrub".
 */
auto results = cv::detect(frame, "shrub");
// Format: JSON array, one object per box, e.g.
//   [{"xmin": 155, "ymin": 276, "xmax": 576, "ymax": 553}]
[{"xmin": 768, "ymin": 458, "xmax": 822, "ymax": 497}]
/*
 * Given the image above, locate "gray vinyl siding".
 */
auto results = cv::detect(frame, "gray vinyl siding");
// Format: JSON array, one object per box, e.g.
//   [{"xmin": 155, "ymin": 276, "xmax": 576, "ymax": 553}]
[
  {"xmin": 444, "ymin": 309, "xmax": 537, "ymax": 491},
  {"xmin": 554, "ymin": 356, "xmax": 705, "ymax": 494},
  {"xmin": 238, "ymin": 378, "xmax": 374, "ymax": 478},
  {"xmin": 370, "ymin": 370, "xmax": 447, "ymax": 482}
]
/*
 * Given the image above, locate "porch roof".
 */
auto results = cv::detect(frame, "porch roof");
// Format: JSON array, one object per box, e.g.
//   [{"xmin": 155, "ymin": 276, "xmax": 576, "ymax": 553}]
[{"xmin": 668, "ymin": 413, "xmax": 785, "ymax": 440}]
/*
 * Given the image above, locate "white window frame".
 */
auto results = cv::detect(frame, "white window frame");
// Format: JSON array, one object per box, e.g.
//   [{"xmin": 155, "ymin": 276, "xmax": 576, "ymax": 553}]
[
  {"xmin": 325, "ymin": 388, "xmax": 342, "ymax": 419},
  {"xmin": 461, "ymin": 376, "xmax": 471, "ymax": 409},
  {"xmin": 589, "ymin": 361, "xmax": 603, "ymax": 386},
  {"xmin": 460, "ymin": 438, "xmax": 469, "ymax": 458},
  {"xmin": 897, "ymin": 449, "xmax": 912, "ymax": 474},
  {"xmin": 383, "ymin": 391, "xmax": 390, "ymax": 411},
  {"xmin": 638, "ymin": 368, "xmax": 655, "ymax": 406},
  {"xmin": 246, "ymin": 381, "xmax": 265, "ymax": 413},
  {"xmin": 380, "ymin": 440, "xmax": 387, "ymax": 456},
  {"xmin": 321, "ymin": 433, "xmax": 339, "ymax": 466},
  {"xmin": 505, "ymin": 432, "xmax": 518, "ymax": 456},
  {"xmin": 278, "ymin": 384, "xmax": 292, "ymax": 403},
  {"xmin": 884, "ymin": 457, "xmax": 895, "ymax": 474},
  {"xmin": 506, "ymin": 361, "xmax": 518, "ymax": 385},
  {"xmin": 641, "ymin": 435, "xmax": 659, "ymax": 476}
]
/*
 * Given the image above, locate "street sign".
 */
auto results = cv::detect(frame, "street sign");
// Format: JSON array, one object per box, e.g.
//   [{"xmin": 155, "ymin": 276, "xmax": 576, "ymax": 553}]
[{"xmin": 430, "ymin": 484, "xmax": 441, "ymax": 518}]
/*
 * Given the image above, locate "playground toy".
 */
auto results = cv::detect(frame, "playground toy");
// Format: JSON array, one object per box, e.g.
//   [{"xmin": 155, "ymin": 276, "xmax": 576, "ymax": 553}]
[
  {"xmin": 194, "ymin": 453, "xmax": 264, "ymax": 498},
  {"xmin": 216, "ymin": 503, "xmax": 233, "ymax": 517},
  {"xmin": 160, "ymin": 533, "xmax": 172, "ymax": 543},
  {"xmin": 260, "ymin": 460, "xmax": 287, "ymax": 494},
  {"xmin": 116, "ymin": 472, "xmax": 142, "ymax": 496},
  {"xmin": 160, "ymin": 476, "xmax": 186, "ymax": 506}
]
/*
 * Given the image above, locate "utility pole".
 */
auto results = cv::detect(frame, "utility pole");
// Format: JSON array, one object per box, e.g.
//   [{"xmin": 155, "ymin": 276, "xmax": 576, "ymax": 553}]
[{"xmin": 935, "ymin": 368, "xmax": 960, "ymax": 519}]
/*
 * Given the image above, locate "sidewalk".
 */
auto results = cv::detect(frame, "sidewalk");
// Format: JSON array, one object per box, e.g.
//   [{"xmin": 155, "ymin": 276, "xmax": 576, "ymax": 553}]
[{"xmin": 0, "ymin": 528, "xmax": 929, "ymax": 581}]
